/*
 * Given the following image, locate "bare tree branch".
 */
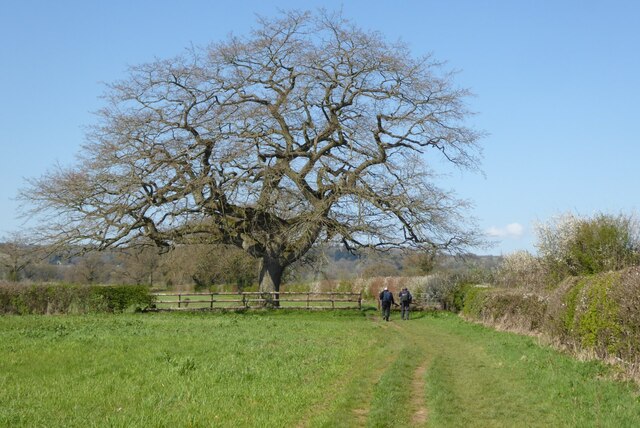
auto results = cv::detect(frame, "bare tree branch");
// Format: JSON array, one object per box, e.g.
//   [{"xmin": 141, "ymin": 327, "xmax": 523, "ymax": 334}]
[{"xmin": 20, "ymin": 10, "xmax": 485, "ymax": 293}]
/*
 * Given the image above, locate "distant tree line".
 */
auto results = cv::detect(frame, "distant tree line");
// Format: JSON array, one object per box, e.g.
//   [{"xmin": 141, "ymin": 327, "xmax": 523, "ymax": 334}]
[
  {"xmin": 0, "ymin": 241, "xmax": 257, "ymax": 290},
  {"xmin": 0, "ymin": 234, "xmax": 499, "ymax": 291}
]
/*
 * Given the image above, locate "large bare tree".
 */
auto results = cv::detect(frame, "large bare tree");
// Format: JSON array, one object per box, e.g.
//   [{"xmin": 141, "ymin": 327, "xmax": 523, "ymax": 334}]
[{"xmin": 22, "ymin": 11, "xmax": 483, "ymax": 294}]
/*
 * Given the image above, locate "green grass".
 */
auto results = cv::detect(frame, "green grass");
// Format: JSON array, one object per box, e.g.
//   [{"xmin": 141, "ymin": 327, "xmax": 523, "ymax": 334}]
[
  {"xmin": 1, "ymin": 311, "xmax": 640, "ymax": 427},
  {"xmin": 423, "ymin": 314, "xmax": 640, "ymax": 427}
]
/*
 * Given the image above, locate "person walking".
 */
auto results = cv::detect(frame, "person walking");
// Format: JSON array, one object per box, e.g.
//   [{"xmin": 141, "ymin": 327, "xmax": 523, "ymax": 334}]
[
  {"xmin": 398, "ymin": 287, "xmax": 413, "ymax": 320},
  {"xmin": 379, "ymin": 287, "xmax": 396, "ymax": 321}
]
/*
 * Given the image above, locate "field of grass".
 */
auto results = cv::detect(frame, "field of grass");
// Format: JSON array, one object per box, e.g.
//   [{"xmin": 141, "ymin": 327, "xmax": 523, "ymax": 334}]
[{"xmin": 2, "ymin": 310, "xmax": 640, "ymax": 427}]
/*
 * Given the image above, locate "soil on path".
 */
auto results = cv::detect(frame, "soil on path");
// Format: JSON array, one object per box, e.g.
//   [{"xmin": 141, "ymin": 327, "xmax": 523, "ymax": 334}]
[{"xmin": 410, "ymin": 363, "xmax": 429, "ymax": 425}]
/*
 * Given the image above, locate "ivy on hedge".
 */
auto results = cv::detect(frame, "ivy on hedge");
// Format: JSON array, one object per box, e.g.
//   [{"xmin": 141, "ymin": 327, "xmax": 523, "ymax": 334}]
[{"xmin": 460, "ymin": 267, "xmax": 640, "ymax": 363}]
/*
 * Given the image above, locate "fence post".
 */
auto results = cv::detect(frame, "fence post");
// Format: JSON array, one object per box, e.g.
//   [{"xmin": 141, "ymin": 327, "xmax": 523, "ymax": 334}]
[{"xmin": 358, "ymin": 292, "xmax": 362, "ymax": 310}]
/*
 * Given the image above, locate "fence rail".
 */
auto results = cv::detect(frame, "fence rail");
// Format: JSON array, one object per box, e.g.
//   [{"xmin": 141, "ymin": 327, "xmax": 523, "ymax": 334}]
[{"xmin": 147, "ymin": 291, "xmax": 362, "ymax": 311}]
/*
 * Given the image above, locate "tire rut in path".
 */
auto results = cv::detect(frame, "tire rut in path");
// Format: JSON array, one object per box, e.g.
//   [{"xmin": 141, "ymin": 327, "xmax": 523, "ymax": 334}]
[
  {"xmin": 350, "ymin": 349, "xmax": 401, "ymax": 426},
  {"xmin": 410, "ymin": 362, "xmax": 429, "ymax": 425},
  {"xmin": 401, "ymin": 320, "xmax": 430, "ymax": 426}
]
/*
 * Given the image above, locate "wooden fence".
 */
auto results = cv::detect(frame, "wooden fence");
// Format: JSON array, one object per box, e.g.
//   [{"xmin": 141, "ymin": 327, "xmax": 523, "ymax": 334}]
[{"xmin": 147, "ymin": 291, "xmax": 362, "ymax": 311}]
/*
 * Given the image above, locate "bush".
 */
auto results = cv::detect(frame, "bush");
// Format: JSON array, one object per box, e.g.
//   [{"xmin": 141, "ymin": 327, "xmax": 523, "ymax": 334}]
[
  {"xmin": 0, "ymin": 282, "xmax": 154, "ymax": 315},
  {"xmin": 535, "ymin": 212, "xmax": 640, "ymax": 286},
  {"xmin": 459, "ymin": 285, "xmax": 487, "ymax": 318},
  {"xmin": 336, "ymin": 279, "xmax": 355, "ymax": 293},
  {"xmin": 611, "ymin": 267, "xmax": 640, "ymax": 358},
  {"xmin": 91, "ymin": 285, "xmax": 155, "ymax": 312},
  {"xmin": 459, "ymin": 266, "xmax": 640, "ymax": 363},
  {"xmin": 436, "ymin": 282, "xmax": 477, "ymax": 313},
  {"xmin": 495, "ymin": 250, "xmax": 545, "ymax": 289},
  {"xmin": 569, "ymin": 215, "xmax": 640, "ymax": 274},
  {"xmin": 543, "ymin": 267, "xmax": 640, "ymax": 360},
  {"xmin": 418, "ymin": 273, "xmax": 455, "ymax": 303},
  {"xmin": 543, "ymin": 276, "xmax": 582, "ymax": 341},
  {"xmin": 487, "ymin": 290, "xmax": 547, "ymax": 331}
]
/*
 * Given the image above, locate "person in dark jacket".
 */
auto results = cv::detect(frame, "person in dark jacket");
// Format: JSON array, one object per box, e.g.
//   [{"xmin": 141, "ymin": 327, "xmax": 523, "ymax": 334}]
[
  {"xmin": 379, "ymin": 287, "xmax": 395, "ymax": 321},
  {"xmin": 398, "ymin": 287, "xmax": 413, "ymax": 320}
]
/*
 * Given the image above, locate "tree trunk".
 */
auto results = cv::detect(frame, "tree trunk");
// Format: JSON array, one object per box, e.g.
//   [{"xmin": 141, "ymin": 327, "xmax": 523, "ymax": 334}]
[
  {"xmin": 258, "ymin": 257, "xmax": 284, "ymax": 307},
  {"xmin": 8, "ymin": 268, "xmax": 19, "ymax": 282}
]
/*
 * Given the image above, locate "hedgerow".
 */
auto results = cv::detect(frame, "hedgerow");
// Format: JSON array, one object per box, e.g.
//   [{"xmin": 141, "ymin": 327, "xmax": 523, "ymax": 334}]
[
  {"xmin": 0, "ymin": 282, "xmax": 154, "ymax": 315},
  {"xmin": 545, "ymin": 270, "xmax": 633, "ymax": 359},
  {"xmin": 459, "ymin": 285, "xmax": 487, "ymax": 318},
  {"xmin": 461, "ymin": 286, "xmax": 547, "ymax": 331},
  {"xmin": 462, "ymin": 267, "xmax": 640, "ymax": 365}
]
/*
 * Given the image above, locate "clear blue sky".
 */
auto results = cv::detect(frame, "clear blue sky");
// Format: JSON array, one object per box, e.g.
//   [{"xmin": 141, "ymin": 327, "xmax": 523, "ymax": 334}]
[{"xmin": 2, "ymin": 0, "xmax": 639, "ymax": 255}]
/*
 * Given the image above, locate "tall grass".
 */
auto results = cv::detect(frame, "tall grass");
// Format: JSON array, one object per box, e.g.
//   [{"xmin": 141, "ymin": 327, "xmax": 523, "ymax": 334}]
[{"xmin": 0, "ymin": 311, "xmax": 377, "ymax": 426}]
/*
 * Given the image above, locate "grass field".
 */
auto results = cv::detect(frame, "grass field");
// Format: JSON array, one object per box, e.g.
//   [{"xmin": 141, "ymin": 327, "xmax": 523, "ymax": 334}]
[{"xmin": 1, "ymin": 310, "xmax": 640, "ymax": 427}]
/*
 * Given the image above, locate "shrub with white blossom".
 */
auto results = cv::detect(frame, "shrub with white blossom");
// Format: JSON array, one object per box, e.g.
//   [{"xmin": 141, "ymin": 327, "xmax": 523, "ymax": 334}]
[
  {"xmin": 495, "ymin": 250, "xmax": 545, "ymax": 289},
  {"xmin": 535, "ymin": 212, "xmax": 640, "ymax": 286}
]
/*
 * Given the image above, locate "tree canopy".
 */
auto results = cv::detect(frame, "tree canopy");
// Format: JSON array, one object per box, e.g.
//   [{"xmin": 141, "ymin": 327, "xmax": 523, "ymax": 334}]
[{"xmin": 22, "ymin": 11, "xmax": 483, "ymax": 293}]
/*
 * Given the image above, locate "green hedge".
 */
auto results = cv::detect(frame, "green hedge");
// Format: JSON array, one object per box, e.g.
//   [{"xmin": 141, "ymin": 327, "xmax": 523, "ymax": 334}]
[
  {"xmin": 459, "ymin": 285, "xmax": 488, "ymax": 318},
  {"xmin": 546, "ymin": 270, "xmax": 632, "ymax": 359},
  {"xmin": 460, "ymin": 267, "xmax": 640, "ymax": 363},
  {"xmin": 444, "ymin": 283, "xmax": 476, "ymax": 313},
  {"xmin": 0, "ymin": 283, "xmax": 154, "ymax": 315},
  {"xmin": 460, "ymin": 286, "xmax": 547, "ymax": 331}
]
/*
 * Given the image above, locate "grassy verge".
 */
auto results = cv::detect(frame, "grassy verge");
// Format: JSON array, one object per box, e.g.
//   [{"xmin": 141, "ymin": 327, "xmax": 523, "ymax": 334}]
[{"xmin": 424, "ymin": 314, "xmax": 640, "ymax": 427}]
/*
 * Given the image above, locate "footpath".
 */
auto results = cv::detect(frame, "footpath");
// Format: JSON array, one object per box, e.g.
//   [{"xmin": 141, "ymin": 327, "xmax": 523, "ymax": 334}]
[{"xmin": 300, "ymin": 311, "xmax": 640, "ymax": 427}]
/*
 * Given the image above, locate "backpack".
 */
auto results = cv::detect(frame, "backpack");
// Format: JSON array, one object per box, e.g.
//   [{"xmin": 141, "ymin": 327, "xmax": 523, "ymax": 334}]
[
  {"xmin": 400, "ymin": 290, "xmax": 412, "ymax": 304},
  {"xmin": 381, "ymin": 290, "xmax": 392, "ymax": 304}
]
